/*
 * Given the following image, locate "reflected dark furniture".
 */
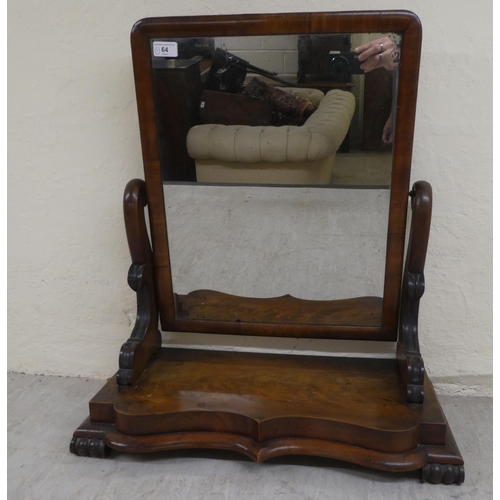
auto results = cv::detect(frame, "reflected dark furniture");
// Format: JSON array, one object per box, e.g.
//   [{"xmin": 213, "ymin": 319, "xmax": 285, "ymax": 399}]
[
  {"xmin": 151, "ymin": 57, "xmax": 202, "ymax": 182},
  {"xmin": 71, "ymin": 11, "xmax": 464, "ymax": 485},
  {"xmin": 362, "ymin": 68, "xmax": 394, "ymax": 151}
]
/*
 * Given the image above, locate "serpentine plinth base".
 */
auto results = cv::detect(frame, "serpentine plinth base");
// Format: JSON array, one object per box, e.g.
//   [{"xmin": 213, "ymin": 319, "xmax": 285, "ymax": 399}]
[{"xmin": 71, "ymin": 348, "xmax": 464, "ymax": 484}]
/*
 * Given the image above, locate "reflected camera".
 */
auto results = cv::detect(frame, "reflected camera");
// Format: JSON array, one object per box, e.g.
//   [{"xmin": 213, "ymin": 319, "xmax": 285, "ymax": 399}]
[{"xmin": 329, "ymin": 51, "xmax": 363, "ymax": 81}]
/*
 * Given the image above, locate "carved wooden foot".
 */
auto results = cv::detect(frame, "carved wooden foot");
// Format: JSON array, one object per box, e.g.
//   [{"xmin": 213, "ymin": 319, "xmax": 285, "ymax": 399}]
[
  {"xmin": 421, "ymin": 464, "xmax": 464, "ymax": 484},
  {"xmin": 70, "ymin": 437, "xmax": 111, "ymax": 459}
]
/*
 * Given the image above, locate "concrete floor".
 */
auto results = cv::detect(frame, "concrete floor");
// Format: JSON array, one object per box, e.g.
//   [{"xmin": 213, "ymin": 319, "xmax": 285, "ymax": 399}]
[{"xmin": 8, "ymin": 372, "xmax": 492, "ymax": 500}]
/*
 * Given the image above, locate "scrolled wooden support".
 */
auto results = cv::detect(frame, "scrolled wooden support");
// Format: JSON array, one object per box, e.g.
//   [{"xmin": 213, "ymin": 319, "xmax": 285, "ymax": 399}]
[
  {"xmin": 421, "ymin": 464, "xmax": 465, "ymax": 485},
  {"xmin": 398, "ymin": 181, "xmax": 432, "ymax": 404},
  {"xmin": 117, "ymin": 179, "xmax": 161, "ymax": 386}
]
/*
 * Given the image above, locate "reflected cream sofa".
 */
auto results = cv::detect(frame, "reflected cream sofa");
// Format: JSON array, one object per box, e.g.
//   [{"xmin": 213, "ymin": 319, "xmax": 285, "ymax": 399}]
[{"xmin": 186, "ymin": 88, "xmax": 355, "ymax": 185}]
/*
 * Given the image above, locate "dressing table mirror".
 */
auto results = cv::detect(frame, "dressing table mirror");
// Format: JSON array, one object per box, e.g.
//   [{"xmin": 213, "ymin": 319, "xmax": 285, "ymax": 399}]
[{"xmin": 71, "ymin": 11, "xmax": 464, "ymax": 485}]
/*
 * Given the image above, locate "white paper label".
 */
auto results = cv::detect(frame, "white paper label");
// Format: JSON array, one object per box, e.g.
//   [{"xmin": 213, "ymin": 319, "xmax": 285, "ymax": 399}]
[{"xmin": 153, "ymin": 41, "xmax": 178, "ymax": 58}]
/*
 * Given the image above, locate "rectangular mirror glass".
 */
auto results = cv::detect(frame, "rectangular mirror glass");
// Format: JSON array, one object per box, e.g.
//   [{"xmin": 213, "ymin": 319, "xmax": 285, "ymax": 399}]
[
  {"xmin": 150, "ymin": 32, "xmax": 402, "ymax": 326},
  {"xmin": 165, "ymin": 183, "xmax": 389, "ymax": 326},
  {"xmin": 151, "ymin": 33, "xmax": 401, "ymax": 188}
]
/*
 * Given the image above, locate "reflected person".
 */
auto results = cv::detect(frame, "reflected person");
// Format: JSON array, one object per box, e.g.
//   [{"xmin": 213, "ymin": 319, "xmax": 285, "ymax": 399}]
[{"xmin": 354, "ymin": 36, "xmax": 399, "ymax": 144}]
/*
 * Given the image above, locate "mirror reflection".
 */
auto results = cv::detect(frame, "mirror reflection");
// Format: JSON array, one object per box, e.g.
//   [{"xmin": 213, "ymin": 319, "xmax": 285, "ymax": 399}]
[
  {"xmin": 152, "ymin": 32, "xmax": 402, "ymax": 323},
  {"xmin": 151, "ymin": 33, "xmax": 401, "ymax": 187},
  {"xmin": 165, "ymin": 184, "xmax": 390, "ymax": 319}
]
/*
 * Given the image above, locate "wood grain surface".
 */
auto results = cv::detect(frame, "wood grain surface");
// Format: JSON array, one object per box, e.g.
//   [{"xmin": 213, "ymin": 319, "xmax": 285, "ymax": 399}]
[
  {"xmin": 175, "ymin": 290, "xmax": 383, "ymax": 326},
  {"xmin": 89, "ymin": 348, "xmax": 447, "ymax": 452}
]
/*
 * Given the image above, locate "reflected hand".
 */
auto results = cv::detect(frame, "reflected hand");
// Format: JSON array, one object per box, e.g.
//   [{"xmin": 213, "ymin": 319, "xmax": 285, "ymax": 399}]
[
  {"xmin": 354, "ymin": 37, "xmax": 397, "ymax": 73},
  {"xmin": 382, "ymin": 115, "xmax": 393, "ymax": 144}
]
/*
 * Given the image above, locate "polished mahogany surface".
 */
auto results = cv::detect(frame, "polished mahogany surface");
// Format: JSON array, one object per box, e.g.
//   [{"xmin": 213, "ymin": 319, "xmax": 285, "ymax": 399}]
[
  {"xmin": 73, "ymin": 347, "xmax": 463, "ymax": 481},
  {"xmin": 91, "ymin": 348, "xmax": 447, "ymax": 451}
]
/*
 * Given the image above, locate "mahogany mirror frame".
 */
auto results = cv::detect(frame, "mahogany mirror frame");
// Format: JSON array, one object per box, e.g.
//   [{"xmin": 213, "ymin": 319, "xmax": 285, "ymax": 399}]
[
  {"xmin": 130, "ymin": 10, "xmax": 422, "ymax": 341},
  {"xmin": 70, "ymin": 12, "xmax": 466, "ymax": 483}
]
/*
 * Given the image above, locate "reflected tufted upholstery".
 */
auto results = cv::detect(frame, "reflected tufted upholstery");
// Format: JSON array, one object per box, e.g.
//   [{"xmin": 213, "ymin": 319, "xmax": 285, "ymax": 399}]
[{"xmin": 186, "ymin": 89, "xmax": 355, "ymax": 185}]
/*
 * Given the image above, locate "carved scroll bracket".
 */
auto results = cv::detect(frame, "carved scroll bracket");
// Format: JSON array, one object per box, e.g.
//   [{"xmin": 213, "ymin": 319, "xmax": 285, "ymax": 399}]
[
  {"xmin": 398, "ymin": 181, "xmax": 432, "ymax": 404},
  {"xmin": 117, "ymin": 179, "xmax": 161, "ymax": 386}
]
